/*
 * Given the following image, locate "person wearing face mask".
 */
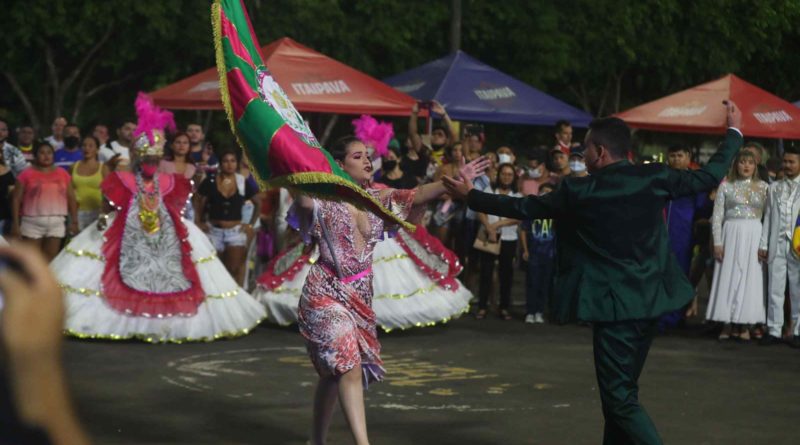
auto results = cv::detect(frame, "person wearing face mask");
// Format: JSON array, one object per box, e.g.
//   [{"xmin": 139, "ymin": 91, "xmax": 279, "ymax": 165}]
[
  {"xmin": 520, "ymin": 147, "xmax": 554, "ymax": 196},
  {"xmin": 54, "ymin": 124, "xmax": 83, "ymax": 171},
  {"xmin": 49, "ymin": 93, "xmax": 265, "ymax": 343},
  {"xmin": 569, "ymin": 147, "xmax": 589, "ymax": 178},
  {"xmin": 377, "ymin": 146, "xmax": 417, "ymax": 190}
]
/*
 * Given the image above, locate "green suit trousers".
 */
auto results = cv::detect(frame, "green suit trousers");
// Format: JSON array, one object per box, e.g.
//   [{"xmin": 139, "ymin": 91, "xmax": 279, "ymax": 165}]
[{"xmin": 593, "ymin": 320, "xmax": 663, "ymax": 445}]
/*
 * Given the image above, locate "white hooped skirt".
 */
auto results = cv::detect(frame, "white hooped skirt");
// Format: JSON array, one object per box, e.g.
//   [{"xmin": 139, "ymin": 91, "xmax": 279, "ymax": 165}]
[
  {"xmin": 254, "ymin": 236, "xmax": 472, "ymax": 332},
  {"xmin": 706, "ymin": 219, "xmax": 767, "ymax": 324},
  {"xmin": 51, "ymin": 214, "xmax": 266, "ymax": 343}
]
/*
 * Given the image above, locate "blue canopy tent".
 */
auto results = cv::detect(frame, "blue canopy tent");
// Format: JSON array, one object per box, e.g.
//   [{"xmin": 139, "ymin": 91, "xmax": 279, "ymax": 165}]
[{"xmin": 384, "ymin": 51, "xmax": 592, "ymax": 127}]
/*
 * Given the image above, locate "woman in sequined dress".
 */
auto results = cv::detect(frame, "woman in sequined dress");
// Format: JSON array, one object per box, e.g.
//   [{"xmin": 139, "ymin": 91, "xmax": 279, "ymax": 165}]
[
  {"xmin": 706, "ymin": 150, "xmax": 768, "ymax": 340},
  {"xmin": 293, "ymin": 136, "xmax": 488, "ymax": 445},
  {"xmin": 49, "ymin": 94, "xmax": 265, "ymax": 343}
]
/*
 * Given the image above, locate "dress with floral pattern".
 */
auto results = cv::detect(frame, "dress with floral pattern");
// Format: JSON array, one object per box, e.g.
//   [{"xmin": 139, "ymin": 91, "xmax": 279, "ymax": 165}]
[{"xmin": 298, "ymin": 188, "xmax": 416, "ymax": 386}]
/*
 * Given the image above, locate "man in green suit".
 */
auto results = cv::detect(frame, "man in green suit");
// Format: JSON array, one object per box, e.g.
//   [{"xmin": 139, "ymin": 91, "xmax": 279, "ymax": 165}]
[{"xmin": 443, "ymin": 102, "xmax": 742, "ymax": 444}]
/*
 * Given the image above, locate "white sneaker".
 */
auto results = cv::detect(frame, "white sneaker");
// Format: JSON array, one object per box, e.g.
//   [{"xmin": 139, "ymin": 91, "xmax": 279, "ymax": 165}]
[
  {"xmin": 524, "ymin": 314, "xmax": 536, "ymax": 324},
  {"xmin": 534, "ymin": 313, "xmax": 545, "ymax": 324}
]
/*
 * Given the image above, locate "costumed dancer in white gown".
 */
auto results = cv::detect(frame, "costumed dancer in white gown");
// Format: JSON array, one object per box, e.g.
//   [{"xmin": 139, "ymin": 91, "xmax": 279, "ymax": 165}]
[
  {"xmin": 51, "ymin": 93, "xmax": 265, "ymax": 343},
  {"xmin": 254, "ymin": 223, "xmax": 472, "ymax": 332},
  {"xmin": 706, "ymin": 150, "xmax": 768, "ymax": 340}
]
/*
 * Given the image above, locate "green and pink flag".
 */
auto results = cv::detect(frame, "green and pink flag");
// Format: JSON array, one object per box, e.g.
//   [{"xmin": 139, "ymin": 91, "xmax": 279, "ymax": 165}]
[{"xmin": 212, "ymin": 0, "xmax": 411, "ymax": 228}]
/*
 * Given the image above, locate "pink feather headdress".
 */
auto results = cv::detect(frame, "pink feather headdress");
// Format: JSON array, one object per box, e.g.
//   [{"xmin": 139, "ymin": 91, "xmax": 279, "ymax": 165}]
[
  {"xmin": 133, "ymin": 92, "xmax": 176, "ymax": 157},
  {"xmin": 352, "ymin": 115, "xmax": 394, "ymax": 158}
]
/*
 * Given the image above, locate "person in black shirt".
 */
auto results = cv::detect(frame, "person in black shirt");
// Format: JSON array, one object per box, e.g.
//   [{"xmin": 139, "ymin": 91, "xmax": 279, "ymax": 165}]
[
  {"xmin": 195, "ymin": 148, "xmax": 259, "ymax": 285},
  {"xmin": 0, "ymin": 149, "xmax": 15, "ymax": 234},
  {"xmin": 377, "ymin": 146, "xmax": 418, "ymax": 190}
]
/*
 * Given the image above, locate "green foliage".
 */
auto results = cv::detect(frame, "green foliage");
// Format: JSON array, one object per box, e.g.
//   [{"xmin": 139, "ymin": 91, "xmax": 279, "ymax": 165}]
[{"xmin": 1, "ymin": 0, "xmax": 799, "ymax": 135}]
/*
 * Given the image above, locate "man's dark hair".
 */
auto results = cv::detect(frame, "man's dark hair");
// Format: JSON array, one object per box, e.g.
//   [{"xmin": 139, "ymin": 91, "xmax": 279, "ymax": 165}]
[
  {"xmin": 117, "ymin": 119, "xmax": 135, "ymax": 129},
  {"xmin": 587, "ymin": 117, "xmax": 631, "ymax": 159},
  {"xmin": 783, "ymin": 145, "xmax": 800, "ymax": 157},
  {"xmin": 554, "ymin": 120, "xmax": 571, "ymax": 133},
  {"xmin": 667, "ymin": 145, "xmax": 690, "ymax": 154}
]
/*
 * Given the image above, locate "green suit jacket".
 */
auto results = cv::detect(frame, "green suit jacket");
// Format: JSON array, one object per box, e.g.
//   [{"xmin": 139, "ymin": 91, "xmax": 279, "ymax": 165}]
[{"xmin": 468, "ymin": 129, "xmax": 743, "ymax": 322}]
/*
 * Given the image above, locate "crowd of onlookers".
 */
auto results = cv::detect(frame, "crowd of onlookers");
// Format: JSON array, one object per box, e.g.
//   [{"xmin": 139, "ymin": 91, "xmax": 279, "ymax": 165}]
[
  {"xmin": 3, "ymin": 106, "xmax": 800, "ymax": 347},
  {"xmin": 0, "ymin": 116, "xmax": 260, "ymax": 285}
]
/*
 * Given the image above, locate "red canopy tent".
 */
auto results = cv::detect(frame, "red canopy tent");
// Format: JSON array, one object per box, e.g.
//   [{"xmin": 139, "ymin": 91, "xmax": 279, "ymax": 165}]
[
  {"xmin": 150, "ymin": 37, "xmax": 417, "ymax": 116},
  {"xmin": 616, "ymin": 74, "xmax": 800, "ymax": 139}
]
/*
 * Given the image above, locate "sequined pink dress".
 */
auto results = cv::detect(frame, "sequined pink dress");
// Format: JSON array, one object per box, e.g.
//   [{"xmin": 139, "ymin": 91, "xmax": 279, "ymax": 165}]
[{"xmin": 298, "ymin": 188, "xmax": 417, "ymax": 386}]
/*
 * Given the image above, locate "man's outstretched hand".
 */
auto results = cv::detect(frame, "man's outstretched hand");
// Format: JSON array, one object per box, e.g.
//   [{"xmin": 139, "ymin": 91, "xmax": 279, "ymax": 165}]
[{"xmin": 442, "ymin": 174, "xmax": 473, "ymax": 200}]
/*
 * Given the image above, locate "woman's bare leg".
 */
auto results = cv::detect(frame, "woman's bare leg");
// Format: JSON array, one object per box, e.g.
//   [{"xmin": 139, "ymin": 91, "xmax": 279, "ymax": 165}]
[
  {"xmin": 223, "ymin": 245, "xmax": 248, "ymax": 286},
  {"xmin": 312, "ymin": 375, "xmax": 339, "ymax": 445},
  {"xmin": 337, "ymin": 366, "xmax": 369, "ymax": 445},
  {"xmin": 42, "ymin": 237, "xmax": 63, "ymax": 262}
]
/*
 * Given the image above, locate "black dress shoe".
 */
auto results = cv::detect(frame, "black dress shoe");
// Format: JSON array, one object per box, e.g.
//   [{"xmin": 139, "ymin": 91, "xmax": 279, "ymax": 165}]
[
  {"xmin": 759, "ymin": 335, "xmax": 783, "ymax": 346},
  {"xmin": 789, "ymin": 336, "xmax": 800, "ymax": 349}
]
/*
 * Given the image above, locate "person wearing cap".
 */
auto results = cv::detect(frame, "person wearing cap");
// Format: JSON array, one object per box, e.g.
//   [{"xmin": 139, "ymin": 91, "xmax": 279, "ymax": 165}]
[
  {"xmin": 443, "ymin": 103, "xmax": 743, "ymax": 445},
  {"xmin": 569, "ymin": 146, "xmax": 589, "ymax": 178},
  {"xmin": 549, "ymin": 146, "xmax": 571, "ymax": 182}
]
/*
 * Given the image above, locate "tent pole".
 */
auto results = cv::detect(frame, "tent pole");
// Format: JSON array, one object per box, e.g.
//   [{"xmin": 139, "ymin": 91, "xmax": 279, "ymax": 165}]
[{"xmin": 320, "ymin": 114, "xmax": 339, "ymax": 147}]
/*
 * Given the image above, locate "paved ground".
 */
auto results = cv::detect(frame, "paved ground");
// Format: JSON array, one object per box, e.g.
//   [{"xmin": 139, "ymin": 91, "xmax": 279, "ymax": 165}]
[{"xmin": 64, "ymin": 310, "xmax": 800, "ymax": 444}]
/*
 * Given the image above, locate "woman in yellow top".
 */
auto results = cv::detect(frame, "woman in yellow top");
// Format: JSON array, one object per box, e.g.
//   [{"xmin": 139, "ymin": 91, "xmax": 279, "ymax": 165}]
[{"xmin": 72, "ymin": 136, "xmax": 109, "ymax": 230}]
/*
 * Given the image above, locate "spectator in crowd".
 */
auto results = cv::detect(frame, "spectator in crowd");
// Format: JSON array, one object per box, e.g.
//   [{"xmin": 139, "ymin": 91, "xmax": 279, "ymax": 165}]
[
  {"xmin": 462, "ymin": 154, "xmax": 493, "ymax": 294},
  {"xmin": 15, "ymin": 124, "xmax": 36, "ymax": 163},
  {"xmin": 63, "ymin": 124, "xmax": 80, "ymax": 140},
  {"xmin": 663, "ymin": 144, "xmax": 708, "ymax": 327},
  {"xmin": 160, "ymin": 132, "xmax": 198, "ymax": 221},
  {"xmin": 0, "ymin": 148, "xmax": 15, "ymax": 233},
  {"xmin": 195, "ymin": 148, "xmax": 260, "ymax": 285},
  {"xmin": 549, "ymin": 147, "xmax": 571, "ymax": 180},
  {"xmin": 759, "ymin": 146, "xmax": 800, "ymax": 346},
  {"xmin": 741, "ymin": 141, "xmax": 771, "ymax": 182},
  {"xmin": 476, "ymin": 163, "xmax": 521, "ymax": 320},
  {"xmin": 401, "ymin": 131, "xmax": 431, "ymax": 185},
  {"xmin": 187, "ymin": 123, "xmax": 218, "ymax": 174},
  {"xmin": 569, "ymin": 146, "xmax": 589, "ymax": 177},
  {"xmin": 706, "ymin": 150, "xmax": 768, "ymax": 341},
  {"xmin": 159, "ymin": 132, "xmax": 197, "ymax": 180},
  {"xmin": 519, "ymin": 146, "xmax": 555, "ymax": 196},
  {"xmin": 766, "ymin": 157, "xmax": 782, "ymax": 182},
  {"xmin": 99, "ymin": 120, "xmax": 134, "ymax": 169},
  {"xmin": 554, "ymin": 119, "xmax": 579, "ymax": 153},
  {"xmin": 520, "ymin": 182, "xmax": 557, "ymax": 324},
  {"xmin": 0, "ymin": 244, "xmax": 92, "ymax": 445},
  {"xmin": 464, "ymin": 125, "xmax": 485, "ymax": 160},
  {"xmin": 432, "ymin": 143, "xmax": 466, "ymax": 252},
  {"xmin": 0, "ymin": 118, "xmax": 29, "ymax": 175},
  {"xmin": 71, "ymin": 136, "xmax": 108, "ymax": 230},
  {"xmin": 485, "ymin": 151, "xmax": 499, "ymax": 188},
  {"xmin": 496, "ymin": 146, "xmax": 517, "ymax": 170},
  {"xmin": 10, "ymin": 141, "xmax": 78, "ymax": 260},
  {"xmin": 665, "ymin": 145, "xmax": 708, "ymax": 275},
  {"xmin": 408, "ymin": 101, "xmax": 455, "ymax": 167},
  {"xmin": 45, "ymin": 116, "xmax": 67, "ymax": 151},
  {"xmin": 377, "ymin": 145, "xmax": 417, "ymax": 190},
  {"xmin": 92, "ymin": 123, "xmax": 110, "ymax": 150},
  {"xmin": 53, "ymin": 124, "xmax": 83, "ymax": 171},
  {"xmin": 685, "ymin": 187, "xmax": 717, "ymax": 319}
]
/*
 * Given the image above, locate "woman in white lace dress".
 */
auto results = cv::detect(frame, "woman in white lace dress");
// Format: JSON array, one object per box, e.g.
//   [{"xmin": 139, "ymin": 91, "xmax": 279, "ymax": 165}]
[{"xmin": 706, "ymin": 150, "xmax": 768, "ymax": 340}]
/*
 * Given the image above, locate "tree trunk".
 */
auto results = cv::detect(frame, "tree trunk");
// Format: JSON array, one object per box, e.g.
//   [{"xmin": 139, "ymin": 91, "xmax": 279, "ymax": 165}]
[
  {"xmin": 450, "ymin": 0, "xmax": 462, "ymax": 54},
  {"xmin": 319, "ymin": 114, "xmax": 339, "ymax": 146},
  {"xmin": 3, "ymin": 71, "xmax": 42, "ymax": 130}
]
